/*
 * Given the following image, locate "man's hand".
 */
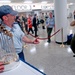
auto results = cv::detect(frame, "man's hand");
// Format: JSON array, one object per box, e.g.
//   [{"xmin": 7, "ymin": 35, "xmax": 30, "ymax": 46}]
[
  {"xmin": 0, "ymin": 62, "xmax": 4, "ymax": 73},
  {"xmin": 33, "ymin": 39, "xmax": 40, "ymax": 44}
]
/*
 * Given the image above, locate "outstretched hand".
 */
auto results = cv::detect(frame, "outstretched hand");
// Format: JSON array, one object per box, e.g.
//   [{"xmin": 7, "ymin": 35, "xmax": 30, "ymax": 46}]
[
  {"xmin": 33, "ymin": 39, "xmax": 40, "ymax": 44},
  {"xmin": 0, "ymin": 62, "xmax": 4, "ymax": 73}
]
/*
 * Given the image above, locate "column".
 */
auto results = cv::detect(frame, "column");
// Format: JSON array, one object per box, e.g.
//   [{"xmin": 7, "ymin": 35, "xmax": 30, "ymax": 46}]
[{"xmin": 54, "ymin": 0, "xmax": 67, "ymax": 43}]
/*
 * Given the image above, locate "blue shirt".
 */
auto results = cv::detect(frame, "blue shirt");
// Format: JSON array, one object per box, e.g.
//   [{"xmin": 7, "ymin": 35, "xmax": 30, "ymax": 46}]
[
  {"xmin": 3, "ymin": 22, "xmax": 25, "ymax": 54},
  {"xmin": 46, "ymin": 17, "xmax": 55, "ymax": 28}
]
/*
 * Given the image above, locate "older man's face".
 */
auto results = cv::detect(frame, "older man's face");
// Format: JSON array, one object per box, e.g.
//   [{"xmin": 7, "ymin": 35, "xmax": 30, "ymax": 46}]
[
  {"xmin": 49, "ymin": 13, "xmax": 53, "ymax": 18},
  {"xmin": 3, "ymin": 14, "xmax": 16, "ymax": 25}
]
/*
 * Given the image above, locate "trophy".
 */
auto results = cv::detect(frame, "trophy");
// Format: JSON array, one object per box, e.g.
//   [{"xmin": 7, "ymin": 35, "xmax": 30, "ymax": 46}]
[{"xmin": 0, "ymin": 24, "xmax": 19, "ymax": 71}]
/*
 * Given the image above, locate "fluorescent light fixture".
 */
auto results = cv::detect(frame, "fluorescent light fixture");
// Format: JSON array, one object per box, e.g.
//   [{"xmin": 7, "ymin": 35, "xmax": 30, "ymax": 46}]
[
  {"xmin": 0, "ymin": 0, "xmax": 11, "ymax": 3},
  {"xmin": 24, "ymin": 1, "xmax": 32, "ymax": 3},
  {"xmin": 69, "ymin": 3, "xmax": 73, "ymax": 5},
  {"xmin": 41, "ymin": 1, "xmax": 47, "ymax": 4}
]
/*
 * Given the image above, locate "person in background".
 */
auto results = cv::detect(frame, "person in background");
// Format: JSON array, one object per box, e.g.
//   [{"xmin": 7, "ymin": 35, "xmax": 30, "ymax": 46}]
[
  {"xmin": 0, "ymin": 62, "xmax": 4, "ymax": 72},
  {"xmin": 73, "ymin": 10, "xmax": 75, "ymax": 20},
  {"xmin": 36, "ymin": 16, "xmax": 40, "ymax": 28},
  {"xmin": 22, "ymin": 14, "xmax": 28, "ymax": 33},
  {"xmin": 45, "ymin": 12, "xmax": 48, "ymax": 21},
  {"xmin": 70, "ymin": 20, "xmax": 75, "ymax": 57},
  {"xmin": 27, "ymin": 14, "xmax": 34, "ymax": 34},
  {"xmin": 0, "ymin": 5, "xmax": 39, "ymax": 63},
  {"xmin": 15, "ymin": 16, "xmax": 24, "ymax": 31},
  {"xmin": 40, "ymin": 13, "xmax": 45, "ymax": 29},
  {"xmin": 46, "ymin": 12, "xmax": 55, "ymax": 43},
  {"xmin": 33, "ymin": 14, "xmax": 38, "ymax": 37}
]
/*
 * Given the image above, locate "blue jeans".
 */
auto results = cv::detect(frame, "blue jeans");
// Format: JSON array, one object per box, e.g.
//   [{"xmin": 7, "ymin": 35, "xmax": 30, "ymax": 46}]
[{"xmin": 18, "ymin": 50, "xmax": 25, "ymax": 62}]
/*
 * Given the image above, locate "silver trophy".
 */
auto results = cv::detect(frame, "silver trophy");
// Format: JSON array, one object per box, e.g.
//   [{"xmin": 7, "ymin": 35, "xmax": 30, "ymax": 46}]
[{"xmin": 0, "ymin": 24, "xmax": 19, "ymax": 71}]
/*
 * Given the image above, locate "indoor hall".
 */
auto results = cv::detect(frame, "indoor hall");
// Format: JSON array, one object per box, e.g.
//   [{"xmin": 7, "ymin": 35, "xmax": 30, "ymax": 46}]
[{"xmin": 0, "ymin": 0, "xmax": 75, "ymax": 75}]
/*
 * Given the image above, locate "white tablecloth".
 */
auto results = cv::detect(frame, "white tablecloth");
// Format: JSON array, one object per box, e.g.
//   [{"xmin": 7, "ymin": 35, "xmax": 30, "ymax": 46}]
[{"xmin": 0, "ymin": 60, "xmax": 44, "ymax": 75}]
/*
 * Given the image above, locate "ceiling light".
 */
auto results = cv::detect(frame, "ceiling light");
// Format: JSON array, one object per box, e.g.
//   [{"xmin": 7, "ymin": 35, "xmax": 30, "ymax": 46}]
[
  {"xmin": 0, "ymin": 0, "xmax": 11, "ymax": 3},
  {"xmin": 24, "ymin": 1, "xmax": 32, "ymax": 3},
  {"xmin": 70, "ymin": 3, "xmax": 73, "ymax": 5},
  {"xmin": 69, "ymin": 3, "xmax": 73, "ymax": 5},
  {"xmin": 41, "ymin": 1, "xmax": 47, "ymax": 4}
]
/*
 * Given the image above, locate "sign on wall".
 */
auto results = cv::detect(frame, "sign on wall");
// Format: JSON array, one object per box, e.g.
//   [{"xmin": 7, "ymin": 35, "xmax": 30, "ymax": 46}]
[
  {"xmin": 11, "ymin": 4, "xmax": 31, "ymax": 12},
  {"xmin": 0, "ymin": 3, "xmax": 55, "ymax": 11},
  {"xmin": 0, "ymin": 3, "xmax": 32, "ymax": 12},
  {"xmin": 41, "ymin": 4, "xmax": 54, "ymax": 10}
]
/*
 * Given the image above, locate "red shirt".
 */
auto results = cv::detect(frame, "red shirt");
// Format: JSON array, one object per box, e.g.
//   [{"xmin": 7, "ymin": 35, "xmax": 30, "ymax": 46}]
[{"xmin": 27, "ymin": 18, "xmax": 32, "ymax": 28}]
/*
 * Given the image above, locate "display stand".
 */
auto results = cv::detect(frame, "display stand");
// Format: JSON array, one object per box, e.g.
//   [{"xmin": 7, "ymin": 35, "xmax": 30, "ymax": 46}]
[{"xmin": 0, "ymin": 60, "xmax": 46, "ymax": 75}]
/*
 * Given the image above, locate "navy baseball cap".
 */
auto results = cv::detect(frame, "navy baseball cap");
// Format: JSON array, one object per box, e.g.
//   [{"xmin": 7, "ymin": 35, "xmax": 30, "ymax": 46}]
[{"xmin": 0, "ymin": 5, "xmax": 18, "ymax": 18}]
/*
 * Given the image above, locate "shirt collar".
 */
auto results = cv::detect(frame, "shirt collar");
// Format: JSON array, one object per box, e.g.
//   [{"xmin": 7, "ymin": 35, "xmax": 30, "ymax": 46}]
[{"xmin": 2, "ymin": 22, "xmax": 14, "ymax": 31}]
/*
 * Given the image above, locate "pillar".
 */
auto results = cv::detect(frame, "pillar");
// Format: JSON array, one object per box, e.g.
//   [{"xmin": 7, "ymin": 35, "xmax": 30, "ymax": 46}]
[{"xmin": 54, "ymin": 0, "xmax": 67, "ymax": 43}]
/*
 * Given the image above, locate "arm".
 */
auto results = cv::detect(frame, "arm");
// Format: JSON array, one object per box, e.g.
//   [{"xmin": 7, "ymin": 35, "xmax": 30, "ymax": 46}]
[
  {"xmin": 22, "ymin": 36, "xmax": 39, "ymax": 44},
  {"xmin": 16, "ymin": 24, "xmax": 39, "ymax": 44}
]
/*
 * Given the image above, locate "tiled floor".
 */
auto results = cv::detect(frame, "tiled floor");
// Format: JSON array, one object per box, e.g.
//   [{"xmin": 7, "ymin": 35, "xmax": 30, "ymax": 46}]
[{"xmin": 23, "ymin": 21, "xmax": 75, "ymax": 75}]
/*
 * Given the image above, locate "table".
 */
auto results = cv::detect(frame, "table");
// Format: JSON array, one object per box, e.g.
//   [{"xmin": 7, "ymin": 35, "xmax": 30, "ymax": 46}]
[{"xmin": 0, "ymin": 60, "xmax": 45, "ymax": 75}]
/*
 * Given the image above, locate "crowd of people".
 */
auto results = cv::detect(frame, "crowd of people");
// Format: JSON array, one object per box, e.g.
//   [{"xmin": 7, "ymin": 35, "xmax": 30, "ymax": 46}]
[{"xmin": 15, "ymin": 11, "xmax": 55, "ymax": 39}]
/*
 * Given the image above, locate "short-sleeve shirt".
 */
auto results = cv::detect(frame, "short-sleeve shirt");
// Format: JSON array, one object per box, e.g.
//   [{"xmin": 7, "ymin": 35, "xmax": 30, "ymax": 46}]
[
  {"xmin": 46, "ymin": 17, "xmax": 55, "ymax": 28},
  {"xmin": 3, "ymin": 22, "xmax": 25, "ymax": 54}
]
